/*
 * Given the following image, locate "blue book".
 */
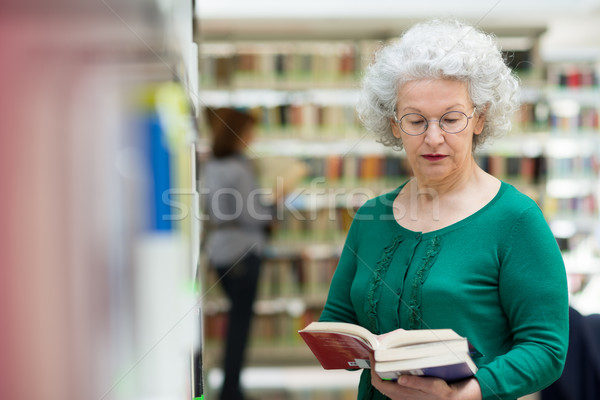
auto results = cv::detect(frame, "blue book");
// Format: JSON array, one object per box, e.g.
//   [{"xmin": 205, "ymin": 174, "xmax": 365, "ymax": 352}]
[
  {"xmin": 146, "ymin": 112, "xmax": 173, "ymax": 232},
  {"xmin": 375, "ymin": 352, "xmax": 478, "ymax": 382}
]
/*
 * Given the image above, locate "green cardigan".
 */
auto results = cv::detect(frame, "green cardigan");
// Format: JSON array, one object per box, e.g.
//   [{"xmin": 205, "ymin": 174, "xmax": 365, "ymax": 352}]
[{"xmin": 320, "ymin": 181, "xmax": 569, "ymax": 400}]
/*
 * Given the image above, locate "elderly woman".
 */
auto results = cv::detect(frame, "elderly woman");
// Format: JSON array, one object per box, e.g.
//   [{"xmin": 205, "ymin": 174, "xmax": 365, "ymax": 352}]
[{"xmin": 319, "ymin": 19, "xmax": 568, "ymax": 400}]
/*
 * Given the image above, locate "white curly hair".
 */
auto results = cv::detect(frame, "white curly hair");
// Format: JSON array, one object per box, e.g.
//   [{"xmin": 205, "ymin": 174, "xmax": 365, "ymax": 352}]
[{"xmin": 356, "ymin": 19, "xmax": 520, "ymax": 151}]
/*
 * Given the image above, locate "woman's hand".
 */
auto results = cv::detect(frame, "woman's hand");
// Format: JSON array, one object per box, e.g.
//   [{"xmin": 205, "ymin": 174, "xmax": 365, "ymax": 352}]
[{"xmin": 369, "ymin": 355, "xmax": 482, "ymax": 400}]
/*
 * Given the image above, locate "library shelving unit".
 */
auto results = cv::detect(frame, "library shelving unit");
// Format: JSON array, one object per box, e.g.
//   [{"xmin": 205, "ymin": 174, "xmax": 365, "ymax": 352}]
[
  {"xmin": 476, "ymin": 59, "xmax": 600, "ymax": 313},
  {"xmin": 1, "ymin": 2, "xmax": 202, "ymax": 400},
  {"xmin": 540, "ymin": 60, "xmax": 600, "ymax": 315},
  {"xmin": 544, "ymin": 63, "xmax": 600, "ymax": 236},
  {"xmin": 196, "ymin": 22, "xmax": 600, "ymax": 374}
]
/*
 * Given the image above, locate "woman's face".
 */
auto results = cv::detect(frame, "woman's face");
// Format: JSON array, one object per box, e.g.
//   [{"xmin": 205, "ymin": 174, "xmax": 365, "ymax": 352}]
[{"xmin": 391, "ymin": 79, "xmax": 485, "ymax": 184}]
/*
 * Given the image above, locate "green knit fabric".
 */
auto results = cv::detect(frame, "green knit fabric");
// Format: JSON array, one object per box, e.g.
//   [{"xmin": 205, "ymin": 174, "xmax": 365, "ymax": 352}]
[{"xmin": 319, "ymin": 181, "xmax": 569, "ymax": 400}]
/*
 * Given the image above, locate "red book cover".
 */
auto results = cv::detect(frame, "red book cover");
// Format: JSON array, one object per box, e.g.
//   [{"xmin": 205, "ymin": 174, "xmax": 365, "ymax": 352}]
[{"xmin": 298, "ymin": 330, "xmax": 373, "ymax": 370}]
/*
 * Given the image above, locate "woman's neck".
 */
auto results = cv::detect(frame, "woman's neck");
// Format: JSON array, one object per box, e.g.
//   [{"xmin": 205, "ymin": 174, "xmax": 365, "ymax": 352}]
[
  {"xmin": 395, "ymin": 163, "xmax": 499, "ymax": 233},
  {"xmin": 411, "ymin": 161, "xmax": 483, "ymax": 201}
]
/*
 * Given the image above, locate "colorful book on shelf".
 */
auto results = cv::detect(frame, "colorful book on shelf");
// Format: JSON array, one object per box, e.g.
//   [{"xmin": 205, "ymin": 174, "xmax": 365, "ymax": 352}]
[{"xmin": 299, "ymin": 321, "xmax": 479, "ymax": 382}]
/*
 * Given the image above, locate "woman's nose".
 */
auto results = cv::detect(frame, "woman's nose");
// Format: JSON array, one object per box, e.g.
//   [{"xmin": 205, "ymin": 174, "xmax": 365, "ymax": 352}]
[{"xmin": 423, "ymin": 121, "xmax": 445, "ymax": 145}]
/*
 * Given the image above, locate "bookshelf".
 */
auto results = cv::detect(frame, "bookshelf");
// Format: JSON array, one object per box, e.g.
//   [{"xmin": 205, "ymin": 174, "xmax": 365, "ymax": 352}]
[
  {"xmin": 0, "ymin": 3, "xmax": 201, "ymax": 400},
  {"xmin": 197, "ymin": 25, "xmax": 600, "ymax": 371},
  {"xmin": 543, "ymin": 62, "xmax": 600, "ymax": 246}
]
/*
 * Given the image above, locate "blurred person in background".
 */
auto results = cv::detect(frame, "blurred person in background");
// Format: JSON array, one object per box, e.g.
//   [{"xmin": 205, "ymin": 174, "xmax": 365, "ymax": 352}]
[{"xmin": 203, "ymin": 108, "xmax": 273, "ymax": 400}]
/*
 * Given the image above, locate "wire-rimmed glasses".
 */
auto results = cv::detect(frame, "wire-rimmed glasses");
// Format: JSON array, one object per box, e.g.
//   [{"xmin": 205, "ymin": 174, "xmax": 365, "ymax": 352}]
[{"xmin": 394, "ymin": 107, "xmax": 477, "ymax": 136}]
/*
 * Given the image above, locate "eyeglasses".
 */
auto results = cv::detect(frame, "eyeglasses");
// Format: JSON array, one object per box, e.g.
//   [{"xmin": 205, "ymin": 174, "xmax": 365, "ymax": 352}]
[{"xmin": 394, "ymin": 107, "xmax": 477, "ymax": 136}]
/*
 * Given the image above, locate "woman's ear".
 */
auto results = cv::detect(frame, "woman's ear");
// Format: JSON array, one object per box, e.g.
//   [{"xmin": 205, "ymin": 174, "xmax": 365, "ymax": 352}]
[
  {"xmin": 473, "ymin": 105, "xmax": 488, "ymax": 135},
  {"xmin": 391, "ymin": 116, "xmax": 402, "ymax": 139}
]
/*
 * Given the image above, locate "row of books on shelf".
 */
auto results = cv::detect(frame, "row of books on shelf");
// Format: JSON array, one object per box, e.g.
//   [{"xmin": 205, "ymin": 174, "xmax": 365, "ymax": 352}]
[
  {"xmin": 203, "ymin": 298, "xmax": 321, "ymax": 345},
  {"xmin": 512, "ymin": 102, "xmax": 548, "ymax": 132},
  {"xmin": 298, "ymin": 155, "xmax": 411, "ymax": 183},
  {"xmin": 479, "ymin": 155, "xmax": 598, "ymax": 186},
  {"xmin": 203, "ymin": 252, "xmax": 340, "ymax": 306},
  {"xmin": 293, "ymin": 154, "xmax": 547, "ymax": 185},
  {"xmin": 513, "ymin": 102, "xmax": 600, "ymax": 132},
  {"xmin": 546, "ymin": 155, "xmax": 598, "ymax": 178},
  {"xmin": 550, "ymin": 109, "xmax": 600, "ymax": 132},
  {"xmin": 543, "ymin": 195, "xmax": 597, "ymax": 219},
  {"xmin": 200, "ymin": 42, "xmax": 371, "ymax": 88},
  {"xmin": 547, "ymin": 64, "xmax": 599, "ymax": 89},
  {"xmin": 201, "ymin": 45, "xmax": 599, "ymax": 93},
  {"xmin": 248, "ymin": 103, "xmax": 362, "ymax": 137},
  {"xmin": 270, "ymin": 208, "xmax": 352, "ymax": 244},
  {"xmin": 257, "ymin": 255, "xmax": 339, "ymax": 298},
  {"xmin": 480, "ymin": 155, "xmax": 546, "ymax": 184},
  {"xmin": 260, "ymin": 151, "xmax": 596, "ymax": 188}
]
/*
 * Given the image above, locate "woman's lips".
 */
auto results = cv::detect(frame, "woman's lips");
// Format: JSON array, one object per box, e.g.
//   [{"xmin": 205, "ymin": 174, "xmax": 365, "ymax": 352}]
[{"xmin": 422, "ymin": 154, "xmax": 447, "ymax": 161}]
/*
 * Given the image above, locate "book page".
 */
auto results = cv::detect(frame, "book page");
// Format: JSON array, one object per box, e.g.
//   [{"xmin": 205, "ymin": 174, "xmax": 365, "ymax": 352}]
[
  {"xmin": 375, "ymin": 339, "xmax": 468, "ymax": 362},
  {"xmin": 379, "ymin": 328, "xmax": 462, "ymax": 349}
]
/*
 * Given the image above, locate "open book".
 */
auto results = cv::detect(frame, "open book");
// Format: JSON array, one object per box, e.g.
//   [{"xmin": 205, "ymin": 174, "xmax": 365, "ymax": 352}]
[{"xmin": 299, "ymin": 321, "xmax": 478, "ymax": 382}]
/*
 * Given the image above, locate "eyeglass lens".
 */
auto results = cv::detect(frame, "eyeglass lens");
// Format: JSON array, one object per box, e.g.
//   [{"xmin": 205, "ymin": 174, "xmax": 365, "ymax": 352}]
[{"xmin": 400, "ymin": 111, "xmax": 469, "ymax": 135}]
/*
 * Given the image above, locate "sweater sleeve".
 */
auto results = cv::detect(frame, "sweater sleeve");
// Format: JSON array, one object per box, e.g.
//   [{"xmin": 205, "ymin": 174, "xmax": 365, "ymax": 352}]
[
  {"xmin": 319, "ymin": 214, "xmax": 360, "ymax": 325},
  {"xmin": 475, "ymin": 205, "xmax": 569, "ymax": 400}
]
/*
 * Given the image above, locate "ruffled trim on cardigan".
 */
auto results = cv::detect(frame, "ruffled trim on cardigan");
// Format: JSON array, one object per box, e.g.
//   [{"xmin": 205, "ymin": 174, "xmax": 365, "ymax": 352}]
[
  {"xmin": 366, "ymin": 234, "xmax": 404, "ymax": 334},
  {"xmin": 408, "ymin": 235, "xmax": 442, "ymax": 329}
]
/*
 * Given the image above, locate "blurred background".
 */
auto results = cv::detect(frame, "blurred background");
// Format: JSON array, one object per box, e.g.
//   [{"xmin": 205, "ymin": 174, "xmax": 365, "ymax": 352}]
[{"xmin": 1, "ymin": 1, "xmax": 600, "ymax": 400}]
